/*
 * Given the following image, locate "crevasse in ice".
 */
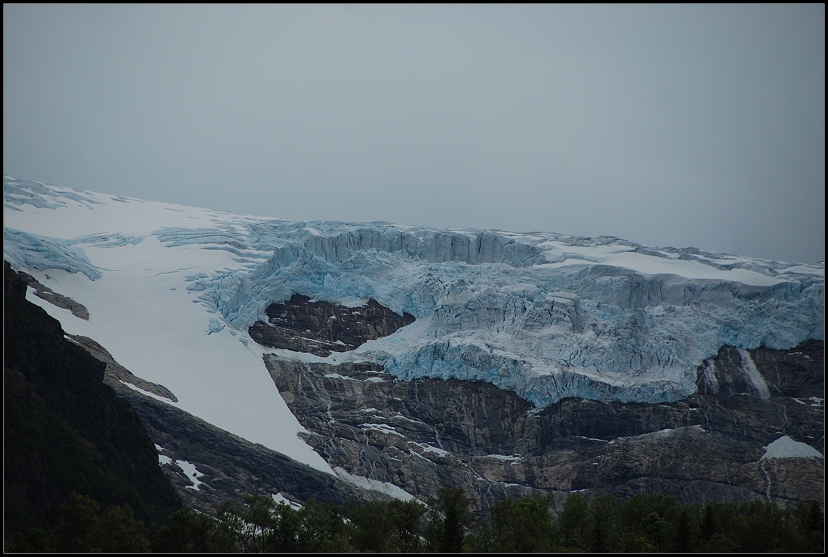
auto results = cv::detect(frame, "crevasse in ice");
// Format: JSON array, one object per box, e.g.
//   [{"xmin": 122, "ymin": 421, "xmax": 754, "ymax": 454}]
[{"xmin": 4, "ymin": 176, "xmax": 824, "ymax": 408}]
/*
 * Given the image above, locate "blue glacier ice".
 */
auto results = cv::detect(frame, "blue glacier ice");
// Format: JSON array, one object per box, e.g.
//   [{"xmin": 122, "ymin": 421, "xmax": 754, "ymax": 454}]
[
  {"xmin": 4, "ymin": 176, "xmax": 824, "ymax": 407},
  {"xmin": 162, "ymin": 220, "xmax": 823, "ymax": 407},
  {"xmin": 207, "ymin": 318, "xmax": 226, "ymax": 334},
  {"xmin": 3, "ymin": 228, "xmax": 102, "ymax": 280},
  {"xmin": 3, "ymin": 175, "xmax": 104, "ymax": 211}
]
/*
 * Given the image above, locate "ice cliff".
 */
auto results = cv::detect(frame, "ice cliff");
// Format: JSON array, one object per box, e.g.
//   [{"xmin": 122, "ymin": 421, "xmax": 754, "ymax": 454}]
[{"xmin": 4, "ymin": 176, "xmax": 824, "ymax": 408}]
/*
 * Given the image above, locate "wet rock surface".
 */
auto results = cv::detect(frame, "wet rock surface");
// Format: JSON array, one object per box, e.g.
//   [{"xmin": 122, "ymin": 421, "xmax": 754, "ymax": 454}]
[
  {"xmin": 69, "ymin": 287, "xmax": 822, "ymax": 515},
  {"xmin": 249, "ymin": 294, "xmax": 415, "ymax": 357},
  {"xmin": 112, "ymin": 385, "xmax": 390, "ymax": 515},
  {"xmin": 265, "ymin": 340, "xmax": 824, "ymax": 511}
]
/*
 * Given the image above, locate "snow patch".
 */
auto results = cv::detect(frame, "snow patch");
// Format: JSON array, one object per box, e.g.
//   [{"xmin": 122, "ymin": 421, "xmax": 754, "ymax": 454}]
[
  {"xmin": 272, "ymin": 492, "xmax": 303, "ymax": 509},
  {"xmin": 762, "ymin": 436, "xmax": 823, "ymax": 460},
  {"xmin": 486, "ymin": 454, "xmax": 522, "ymax": 462},
  {"xmin": 176, "ymin": 459, "xmax": 206, "ymax": 490},
  {"xmin": 333, "ymin": 467, "xmax": 415, "ymax": 501},
  {"xmin": 120, "ymin": 380, "xmax": 179, "ymax": 405}
]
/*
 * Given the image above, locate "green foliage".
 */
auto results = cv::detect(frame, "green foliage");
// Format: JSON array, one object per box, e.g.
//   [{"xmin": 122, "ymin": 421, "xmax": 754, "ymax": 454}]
[
  {"xmin": 346, "ymin": 498, "xmax": 425, "ymax": 552},
  {"xmin": 153, "ymin": 507, "xmax": 231, "ymax": 553},
  {"xmin": 485, "ymin": 494, "xmax": 558, "ymax": 552},
  {"xmin": 424, "ymin": 488, "xmax": 475, "ymax": 552},
  {"xmin": 6, "ymin": 486, "xmax": 822, "ymax": 553},
  {"xmin": 549, "ymin": 491, "xmax": 823, "ymax": 553},
  {"xmin": 51, "ymin": 492, "xmax": 102, "ymax": 552},
  {"xmin": 94, "ymin": 503, "xmax": 153, "ymax": 552},
  {"xmin": 558, "ymin": 492, "xmax": 592, "ymax": 550},
  {"xmin": 299, "ymin": 499, "xmax": 355, "ymax": 552},
  {"xmin": 42, "ymin": 492, "xmax": 151, "ymax": 552},
  {"xmin": 589, "ymin": 493, "xmax": 621, "ymax": 552},
  {"xmin": 3, "ymin": 527, "xmax": 53, "ymax": 553}
]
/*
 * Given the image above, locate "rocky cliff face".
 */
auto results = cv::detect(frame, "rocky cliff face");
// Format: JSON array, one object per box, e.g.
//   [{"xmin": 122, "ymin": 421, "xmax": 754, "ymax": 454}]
[
  {"xmin": 108, "ymin": 295, "xmax": 822, "ymax": 516},
  {"xmin": 57, "ymin": 328, "xmax": 414, "ymax": 515},
  {"xmin": 109, "ymin": 383, "xmax": 397, "ymax": 515},
  {"xmin": 5, "ymin": 177, "xmax": 823, "ymax": 521},
  {"xmin": 249, "ymin": 294, "xmax": 415, "ymax": 356},
  {"xmin": 17, "ymin": 281, "xmax": 821, "ymax": 518},
  {"xmin": 50, "ymin": 337, "xmax": 414, "ymax": 517},
  {"xmin": 3, "ymin": 262, "xmax": 181, "ymax": 535},
  {"xmin": 258, "ymin": 297, "xmax": 823, "ymax": 512}
]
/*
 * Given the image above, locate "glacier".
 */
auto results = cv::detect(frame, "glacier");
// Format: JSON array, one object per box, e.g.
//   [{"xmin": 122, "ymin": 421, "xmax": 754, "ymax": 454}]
[{"xmin": 4, "ymin": 175, "xmax": 824, "ymax": 413}]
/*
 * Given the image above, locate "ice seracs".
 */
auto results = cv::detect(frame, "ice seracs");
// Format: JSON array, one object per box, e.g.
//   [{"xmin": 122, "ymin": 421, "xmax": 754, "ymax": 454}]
[{"xmin": 4, "ymin": 175, "xmax": 824, "ymax": 437}]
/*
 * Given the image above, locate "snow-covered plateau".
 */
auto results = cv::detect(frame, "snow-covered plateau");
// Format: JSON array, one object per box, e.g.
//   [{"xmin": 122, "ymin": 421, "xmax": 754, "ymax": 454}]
[{"xmin": 4, "ymin": 176, "xmax": 824, "ymax": 472}]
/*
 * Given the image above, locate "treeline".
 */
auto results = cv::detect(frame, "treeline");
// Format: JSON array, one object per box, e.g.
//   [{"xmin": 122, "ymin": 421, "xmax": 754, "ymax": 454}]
[{"xmin": 6, "ymin": 488, "xmax": 824, "ymax": 553}]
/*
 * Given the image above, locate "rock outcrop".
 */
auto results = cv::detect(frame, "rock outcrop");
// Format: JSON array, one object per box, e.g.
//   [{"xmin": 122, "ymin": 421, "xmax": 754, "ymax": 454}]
[
  {"xmin": 41, "ymin": 286, "xmax": 823, "ymax": 518},
  {"xmin": 249, "ymin": 294, "xmax": 415, "ymax": 356},
  {"xmin": 264, "ymin": 339, "xmax": 824, "ymax": 512},
  {"xmin": 16, "ymin": 269, "xmax": 89, "ymax": 319},
  {"xmin": 3, "ymin": 262, "xmax": 181, "ymax": 537},
  {"xmin": 69, "ymin": 334, "xmax": 178, "ymax": 402},
  {"xmin": 110, "ymin": 384, "xmax": 399, "ymax": 515}
]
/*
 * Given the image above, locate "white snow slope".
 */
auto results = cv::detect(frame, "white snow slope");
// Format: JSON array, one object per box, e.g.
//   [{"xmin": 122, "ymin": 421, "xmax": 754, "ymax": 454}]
[{"xmin": 4, "ymin": 176, "xmax": 824, "ymax": 471}]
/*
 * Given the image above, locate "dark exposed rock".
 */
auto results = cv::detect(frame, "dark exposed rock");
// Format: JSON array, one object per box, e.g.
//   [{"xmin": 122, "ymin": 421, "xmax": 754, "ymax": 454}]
[
  {"xmin": 264, "ymin": 339, "xmax": 824, "ymax": 512},
  {"xmin": 249, "ymin": 294, "xmax": 415, "ymax": 356},
  {"xmin": 45, "ymin": 313, "xmax": 398, "ymax": 515},
  {"xmin": 111, "ymin": 383, "xmax": 407, "ymax": 515},
  {"xmin": 15, "ymin": 269, "xmax": 90, "ymax": 320},
  {"xmin": 67, "ymin": 334, "xmax": 178, "ymax": 402},
  {"xmin": 3, "ymin": 261, "xmax": 181, "ymax": 537},
  {"xmin": 698, "ymin": 340, "xmax": 825, "ymax": 398}
]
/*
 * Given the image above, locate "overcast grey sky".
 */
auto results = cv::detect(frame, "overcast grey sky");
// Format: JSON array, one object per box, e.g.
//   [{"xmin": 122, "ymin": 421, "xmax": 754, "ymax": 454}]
[{"xmin": 4, "ymin": 4, "xmax": 825, "ymax": 263}]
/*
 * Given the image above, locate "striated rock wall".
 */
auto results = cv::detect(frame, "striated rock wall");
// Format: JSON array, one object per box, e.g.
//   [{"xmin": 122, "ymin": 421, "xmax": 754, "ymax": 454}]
[
  {"xmin": 264, "ymin": 340, "xmax": 824, "ymax": 512},
  {"xmin": 112, "ymin": 384, "xmax": 395, "ymax": 515}
]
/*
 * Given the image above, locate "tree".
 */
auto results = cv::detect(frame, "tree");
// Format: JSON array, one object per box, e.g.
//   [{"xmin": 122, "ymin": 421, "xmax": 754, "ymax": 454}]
[
  {"xmin": 48, "ymin": 491, "xmax": 151, "ymax": 552},
  {"xmin": 640, "ymin": 511, "xmax": 669, "ymax": 551},
  {"xmin": 697, "ymin": 502, "xmax": 740, "ymax": 553},
  {"xmin": 92, "ymin": 503, "xmax": 151, "ymax": 553},
  {"xmin": 589, "ymin": 493, "xmax": 620, "ymax": 552},
  {"xmin": 214, "ymin": 499, "xmax": 246, "ymax": 552},
  {"xmin": 297, "ymin": 499, "xmax": 353, "ymax": 552},
  {"xmin": 672, "ymin": 506, "xmax": 696, "ymax": 553},
  {"xmin": 487, "ymin": 494, "xmax": 557, "ymax": 552},
  {"xmin": 4, "ymin": 527, "xmax": 53, "ymax": 553},
  {"xmin": 154, "ymin": 507, "xmax": 221, "ymax": 553},
  {"xmin": 348, "ymin": 498, "xmax": 425, "ymax": 552},
  {"xmin": 425, "ymin": 488, "xmax": 474, "ymax": 552},
  {"xmin": 790, "ymin": 500, "xmax": 825, "ymax": 553},
  {"xmin": 269, "ymin": 500, "xmax": 306, "ymax": 552},
  {"xmin": 241, "ymin": 494, "xmax": 277, "ymax": 552},
  {"xmin": 558, "ymin": 492, "xmax": 591, "ymax": 550},
  {"xmin": 51, "ymin": 492, "xmax": 102, "ymax": 552}
]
